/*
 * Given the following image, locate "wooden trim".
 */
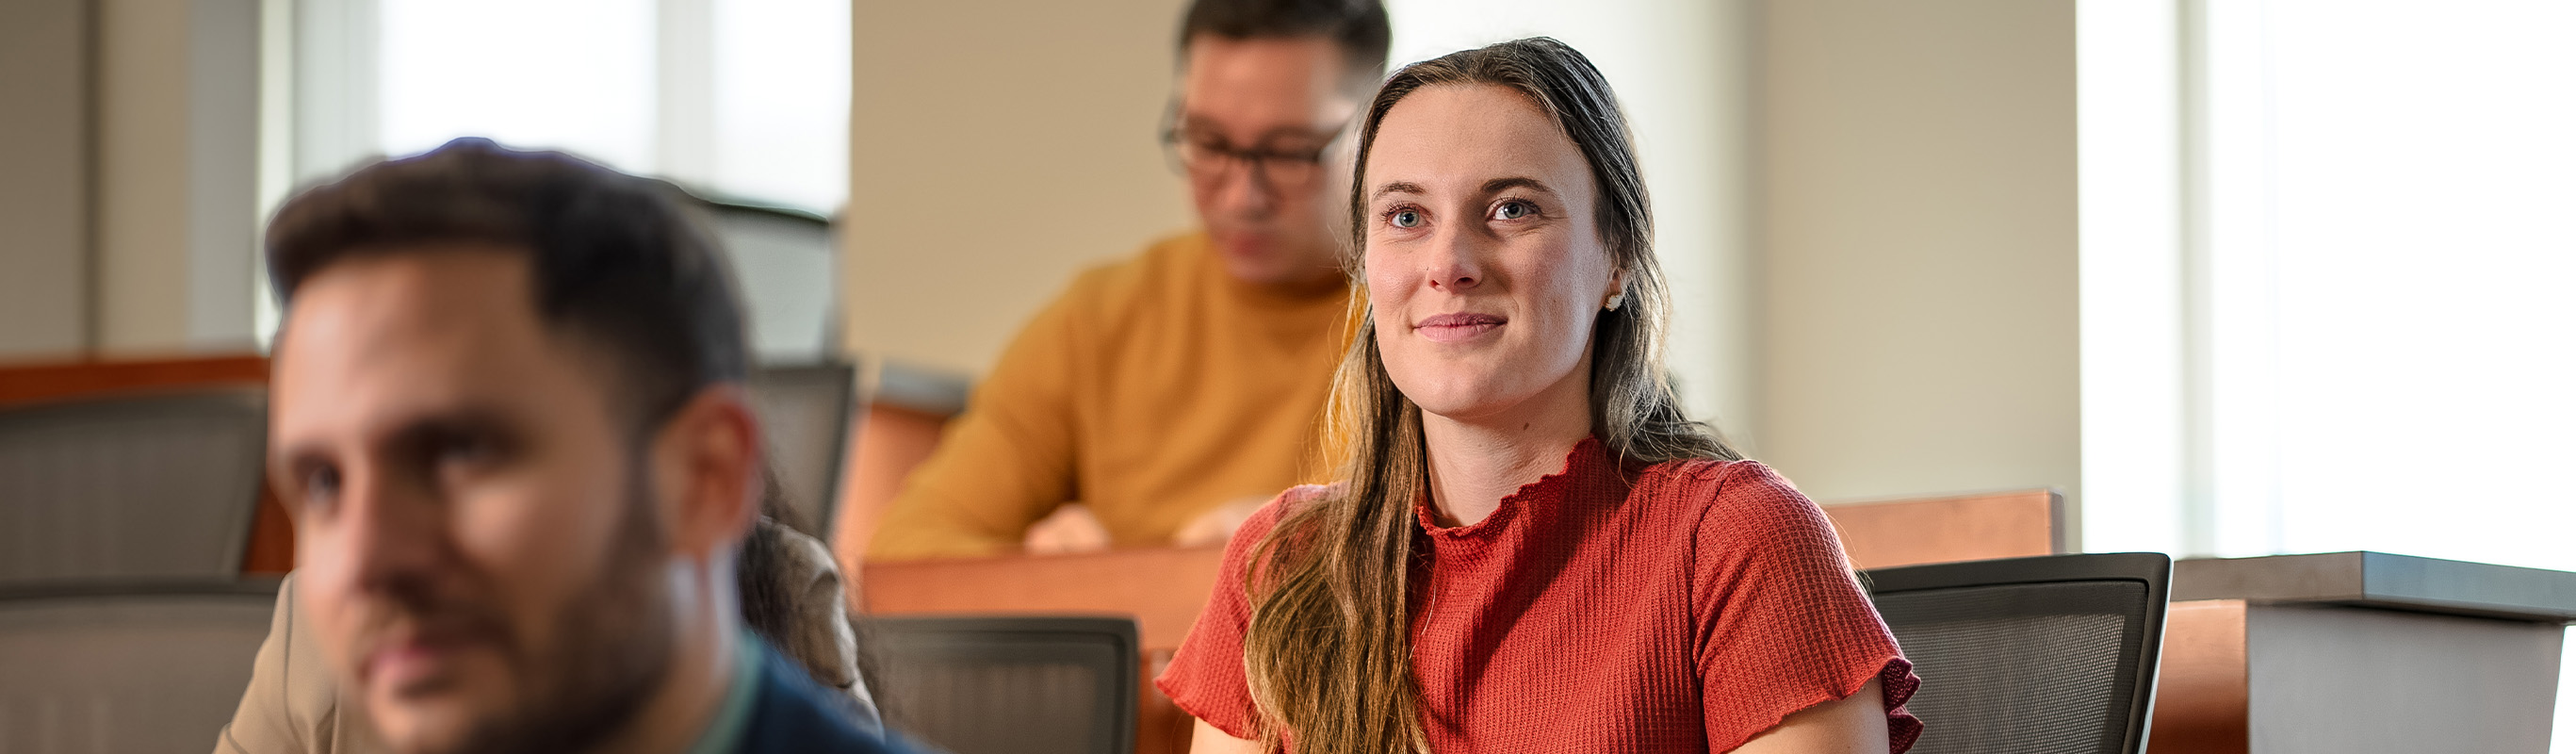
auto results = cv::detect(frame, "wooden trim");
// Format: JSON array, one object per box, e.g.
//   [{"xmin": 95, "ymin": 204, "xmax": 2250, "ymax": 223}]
[
  {"xmin": 1820, "ymin": 488, "xmax": 2061, "ymax": 570},
  {"xmin": 862, "ymin": 547, "xmax": 1224, "ymax": 653},
  {"xmin": 829, "ymin": 402, "xmax": 951, "ymax": 566},
  {"xmin": 0, "ymin": 352, "xmax": 269, "ymax": 405},
  {"xmin": 2150, "ymin": 599, "xmax": 2251, "ymax": 754}
]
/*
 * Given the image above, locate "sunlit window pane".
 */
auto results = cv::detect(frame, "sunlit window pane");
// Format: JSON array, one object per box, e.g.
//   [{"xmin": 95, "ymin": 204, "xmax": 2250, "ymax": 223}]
[
  {"xmin": 713, "ymin": 0, "xmax": 849, "ymax": 212},
  {"xmin": 377, "ymin": 0, "xmax": 659, "ymax": 172},
  {"xmin": 2225, "ymin": 0, "xmax": 2576, "ymax": 571}
]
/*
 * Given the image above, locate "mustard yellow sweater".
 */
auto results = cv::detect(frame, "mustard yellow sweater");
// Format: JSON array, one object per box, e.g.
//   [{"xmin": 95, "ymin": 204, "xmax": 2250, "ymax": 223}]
[{"xmin": 867, "ymin": 232, "xmax": 1349, "ymax": 561}]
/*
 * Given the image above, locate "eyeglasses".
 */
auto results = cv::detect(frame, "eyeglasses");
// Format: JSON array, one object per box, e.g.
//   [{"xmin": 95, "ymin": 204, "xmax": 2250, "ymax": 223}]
[{"xmin": 1160, "ymin": 123, "xmax": 1344, "ymax": 189}]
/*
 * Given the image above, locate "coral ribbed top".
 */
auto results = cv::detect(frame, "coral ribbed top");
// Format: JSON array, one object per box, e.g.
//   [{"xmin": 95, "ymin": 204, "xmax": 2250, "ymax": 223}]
[{"xmin": 1157, "ymin": 438, "xmax": 1923, "ymax": 752}]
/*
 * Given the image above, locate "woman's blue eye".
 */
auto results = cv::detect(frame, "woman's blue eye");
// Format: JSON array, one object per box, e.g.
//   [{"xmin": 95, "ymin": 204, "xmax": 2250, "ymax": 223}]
[
  {"xmin": 1391, "ymin": 209, "xmax": 1424, "ymax": 229},
  {"xmin": 1493, "ymin": 201, "xmax": 1532, "ymax": 221}
]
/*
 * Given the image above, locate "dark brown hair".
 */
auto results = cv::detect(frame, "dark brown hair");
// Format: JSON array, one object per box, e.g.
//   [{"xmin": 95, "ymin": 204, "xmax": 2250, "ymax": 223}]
[
  {"xmin": 266, "ymin": 137, "xmax": 749, "ymax": 435},
  {"xmin": 1239, "ymin": 38, "xmax": 1740, "ymax": 754},
  {"xmin": 1177, "ymin": 0, "xmax": 1392, "ymax": 85}
]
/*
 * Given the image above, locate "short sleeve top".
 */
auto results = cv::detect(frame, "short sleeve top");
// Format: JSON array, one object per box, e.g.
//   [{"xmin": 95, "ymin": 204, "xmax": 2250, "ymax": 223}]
[{"xmin": 1155, "ymin": 437, "xmax": 1923, "ymax": 752}]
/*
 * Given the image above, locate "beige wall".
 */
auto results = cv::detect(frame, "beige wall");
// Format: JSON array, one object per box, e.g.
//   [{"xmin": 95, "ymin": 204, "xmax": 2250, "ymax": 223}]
[
  {"xmin": 1753, "ymin": 0, "xmax": 2081, "ymax": 529},
  {"xmin": 0, "ymin": 0, "xmax": 94, "ymax": 359},
  {"xmin": 93, "ymin": 0, "xmax": 262, "ymax": 356},
  {"xmin": 96, "ymin": 0, "xmax": 194, "ymax": 353},
  {"xmin": 842, "ymin": 0, "xmax": 1196, "ymax": 377},
  {"xmin": 841, "ymin": 0, "xmax": 2089, "ymax": 531}
]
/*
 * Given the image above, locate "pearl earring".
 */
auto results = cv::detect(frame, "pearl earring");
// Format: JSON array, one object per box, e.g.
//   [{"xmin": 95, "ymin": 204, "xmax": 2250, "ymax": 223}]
[{"xmin": 1605, "ymin": 294, "xmax": 1624, "ymax": 311}]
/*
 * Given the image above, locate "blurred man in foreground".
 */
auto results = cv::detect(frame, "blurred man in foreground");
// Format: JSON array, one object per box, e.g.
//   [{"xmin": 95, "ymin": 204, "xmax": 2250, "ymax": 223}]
[
  {"xmin": 258, "ymin": 139, "xmax": 914, "ymax": 754},
  {"xmin": 868, "ymin": 0, "xmax": 1392, "ymax": 560}
]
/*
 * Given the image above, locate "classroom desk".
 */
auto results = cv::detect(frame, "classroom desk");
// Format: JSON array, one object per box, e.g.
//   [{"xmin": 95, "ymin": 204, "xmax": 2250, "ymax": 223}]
[{"xmin": 2150, "ymin": 552, "xmax": 2576, "ymax": 754}]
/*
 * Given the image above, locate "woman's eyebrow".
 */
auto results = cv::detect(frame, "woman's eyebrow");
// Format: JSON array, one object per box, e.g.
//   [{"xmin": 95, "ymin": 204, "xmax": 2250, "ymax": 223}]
[
  {"xmin": 1370, "ymin": 181, "xmax": 1427, "ymax": 201},
  {"xmin": 1481, "ymin": 176, "xmax": 1556, "ymax": 195}
]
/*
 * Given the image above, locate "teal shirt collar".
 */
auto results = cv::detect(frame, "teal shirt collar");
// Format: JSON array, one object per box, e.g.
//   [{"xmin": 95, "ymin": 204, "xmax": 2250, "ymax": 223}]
[{"xmin": 680, "ymin": 632, "xmax": 765, "ymax": 754}]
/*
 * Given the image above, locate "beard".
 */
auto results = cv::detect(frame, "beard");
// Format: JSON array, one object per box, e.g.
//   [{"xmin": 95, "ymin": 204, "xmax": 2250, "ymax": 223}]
[{"xmin": 410, "ymin": 472, "xmax": 680, "ymax": 754}]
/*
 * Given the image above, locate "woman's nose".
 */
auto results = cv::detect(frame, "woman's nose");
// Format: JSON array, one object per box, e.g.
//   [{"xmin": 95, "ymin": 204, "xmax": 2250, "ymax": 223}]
[{"xmin": 1426, "ymin": 225, "xmax": 1483, "ymax": 292}]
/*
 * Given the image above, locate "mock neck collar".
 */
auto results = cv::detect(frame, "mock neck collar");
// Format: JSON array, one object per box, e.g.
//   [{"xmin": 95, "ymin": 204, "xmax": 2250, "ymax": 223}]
[{"xmin": 1415, "ymin": 435, "xmax": 1614, "ymax": 543}]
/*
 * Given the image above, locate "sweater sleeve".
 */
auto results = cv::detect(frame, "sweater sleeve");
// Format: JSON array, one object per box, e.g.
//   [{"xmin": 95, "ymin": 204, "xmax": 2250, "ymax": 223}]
[
  {"xmin": 212, "ymin": 574, "xmax": 336, "ymax": 754},
  {"xmin": 865, "ymin": 275, "xmax": 1094, "ymax": 562},
  {"xmin": 1153, "ymin": 490, "xmax": 1305, "ymax": 741},
  {"xmin": 1687, "ymin": 462, "xmax": 1923, "ymax": 753}
]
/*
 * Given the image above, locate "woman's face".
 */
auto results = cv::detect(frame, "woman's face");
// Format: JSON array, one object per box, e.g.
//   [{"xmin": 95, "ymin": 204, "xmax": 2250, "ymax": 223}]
[{"xmin": 1361, "ymin": 83, "xmax": 1622, "ymax": 424}]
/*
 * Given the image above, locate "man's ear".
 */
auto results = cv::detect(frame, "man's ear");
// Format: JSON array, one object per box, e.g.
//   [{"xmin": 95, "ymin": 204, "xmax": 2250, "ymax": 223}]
[{"xmin": 653, "ymin": 385, "xmax": 763, "ymax": 562}]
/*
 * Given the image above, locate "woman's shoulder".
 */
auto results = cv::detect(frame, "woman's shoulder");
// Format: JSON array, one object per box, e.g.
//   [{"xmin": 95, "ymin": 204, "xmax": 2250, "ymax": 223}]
[
  {"xmin": 1216, "ymin": 484, "xmax": 1335, "ymax": 564},
  {"xmin": 1639, "ymin": 456, "xmax": 1802, "ymax": 503},
  {"xmin": 1636, "ymin": 457, "xmax": 1834, "ymax": 540}
]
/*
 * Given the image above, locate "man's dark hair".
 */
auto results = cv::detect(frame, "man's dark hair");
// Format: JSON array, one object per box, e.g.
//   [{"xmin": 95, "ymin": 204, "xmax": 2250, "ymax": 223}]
[
  {"xmin": 1177, "ymin": 0, "xmax": 1392, "ymax": 84},
  {"xmin": 266, "ymin": 138, "xmax": 750, "ymax": 434}
]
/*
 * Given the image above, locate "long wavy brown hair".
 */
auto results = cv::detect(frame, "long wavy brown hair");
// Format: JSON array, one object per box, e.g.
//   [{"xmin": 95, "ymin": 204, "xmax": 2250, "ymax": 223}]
[{"xmin": 1237, "ymin": 38, "xmax": 1741, "ymax": 753}]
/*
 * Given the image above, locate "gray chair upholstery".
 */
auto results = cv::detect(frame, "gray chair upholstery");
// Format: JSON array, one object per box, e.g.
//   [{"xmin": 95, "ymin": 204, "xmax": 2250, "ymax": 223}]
[
  {"xmin": 869, "ymin": 615, "xmax": 1137, "ymax": 754},
  {"xmin": 747, "ymin": 363, "xmax": 858, "ymax": 537},
  {"xmin": 0, "ymin": 581, "xmax": 280, "ymax": 753},
  {"xmin": 0, "ymin": 388, "xmax": 268, "ymax": 585},
  {"xmin": 702, "ymin": 199, "xmax": 839, "ymax": 363},
  {"xmin": 1865, "ymin": 552, "xmax": 2171, "ymax": 754}
]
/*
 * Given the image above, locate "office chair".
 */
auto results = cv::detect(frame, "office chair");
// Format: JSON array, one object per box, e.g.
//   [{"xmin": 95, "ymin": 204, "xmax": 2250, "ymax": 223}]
[
  {"xmin": 868, "ymin": 615, "xmax": 1138, "ymax": 754},
  {"xmin": 0, "ymin": 580, "xmax": 280, "ymax": 752},
  {"xmin": 747, "ymin": 362, "xmax": 859, "ymax": 538},
  {"xmin": 1864, "ymin": 552, "xmax": 2171, "ymax": 754},
  {"xmin": 695, "ymin": 196, "xmax": 840, "ymax": 364},
  {"xmin": 0, "ymin": 388, "xmax": 268, "ymax": 585}
]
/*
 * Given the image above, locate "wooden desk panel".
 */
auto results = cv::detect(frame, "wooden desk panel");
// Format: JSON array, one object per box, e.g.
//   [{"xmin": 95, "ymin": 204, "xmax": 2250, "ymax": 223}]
[
  {"xmin": 829, "ymin": 402, "xmax": 951, "ymax": 567},
  {"xmin": 1821, "ymin": 488, "xmax": 2062, "ymax": 569},
  {"xmin": 2151, "ymin": 599, "xmax": 2251, "ymax": 754},
  {"xmin": 862, "ymin": 547, "xmax": 1225, "ymax": 651}
]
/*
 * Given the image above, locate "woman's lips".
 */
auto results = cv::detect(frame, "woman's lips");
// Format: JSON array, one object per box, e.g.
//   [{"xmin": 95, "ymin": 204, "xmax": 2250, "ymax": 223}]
[{"xmin": 1414, "ymin": 312, "xmax": 1506, "ymax": 343}]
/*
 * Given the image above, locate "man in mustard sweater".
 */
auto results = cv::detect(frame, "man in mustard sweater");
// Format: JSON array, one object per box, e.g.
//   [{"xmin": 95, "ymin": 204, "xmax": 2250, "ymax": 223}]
[{"xmin": 867, "ymin": 0, "xmax": 1392, "ymax": 561}]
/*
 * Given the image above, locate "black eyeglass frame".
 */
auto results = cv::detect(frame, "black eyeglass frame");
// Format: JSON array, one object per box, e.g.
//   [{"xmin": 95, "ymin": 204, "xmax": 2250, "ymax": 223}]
[{"xmin": 1156, "ymin": 100, "xmax": 1349, "ymax": 188}]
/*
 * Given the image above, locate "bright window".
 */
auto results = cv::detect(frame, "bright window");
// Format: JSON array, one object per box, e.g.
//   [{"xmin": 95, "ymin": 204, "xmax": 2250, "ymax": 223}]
[
  {"xmin": 2206, "ymin": 0, "xmax": 2576, "ymax": 570},
  {"xmin": 370, "ymin": 0, "xmax": 849, "ymax": 212},
  {"xmin": 2084, "ymin": 1, "xmax": 2576, "ymax": 746},
  {"xmin": 378, "ymin": 0, "xmax": 661, "ymax": 173}
]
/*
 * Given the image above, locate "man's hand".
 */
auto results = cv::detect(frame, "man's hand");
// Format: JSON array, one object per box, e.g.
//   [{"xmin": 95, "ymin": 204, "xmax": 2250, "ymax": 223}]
[
  {"xmin": 1023, "ymin": 504, "xmax": 1112, "ymax": 555},
  {"xmin": 1170, "ymin": 495, "xmax": 1269, "ymax": 549}
]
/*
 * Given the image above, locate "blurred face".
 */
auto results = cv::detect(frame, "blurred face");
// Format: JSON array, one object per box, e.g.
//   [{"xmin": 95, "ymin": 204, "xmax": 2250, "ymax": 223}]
[
  {"xmin": 1175, "ymin": 34, "xmax": 1361, "ymax": 288},
  {"xmin": 271, "ymin": 249, "xmax": 676, "ymax": 754},
  {"xmin": 1361, "ymin": 84, "xmax": 1622, "ymax": 421}
]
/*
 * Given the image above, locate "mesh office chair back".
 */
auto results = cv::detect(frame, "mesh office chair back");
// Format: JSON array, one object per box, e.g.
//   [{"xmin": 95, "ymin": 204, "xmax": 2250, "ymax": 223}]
[
  {"xmin": 0, "ymin": 388, "xmax": 268, "ymax": 585},
  {"xmin": 0, "ymin": 581, "xmax": 280, "ymax": 753},
  {"xmin": 869, "ymin": 615, "xmax": 1138, "ymax": 754},
  {"xmin": 747, "ymin": 363, "xmax": 858, "ymax": 538},
  {"xmin": 1865, "ymin": 552, "xmax": 2170, "ymax": 754}
]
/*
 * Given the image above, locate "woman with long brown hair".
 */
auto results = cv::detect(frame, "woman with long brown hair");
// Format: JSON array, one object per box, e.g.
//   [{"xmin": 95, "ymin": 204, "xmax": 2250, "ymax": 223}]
[{"xmin": 1156, "ymin": 38, "xmax": 1921, "ymax": 753}]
